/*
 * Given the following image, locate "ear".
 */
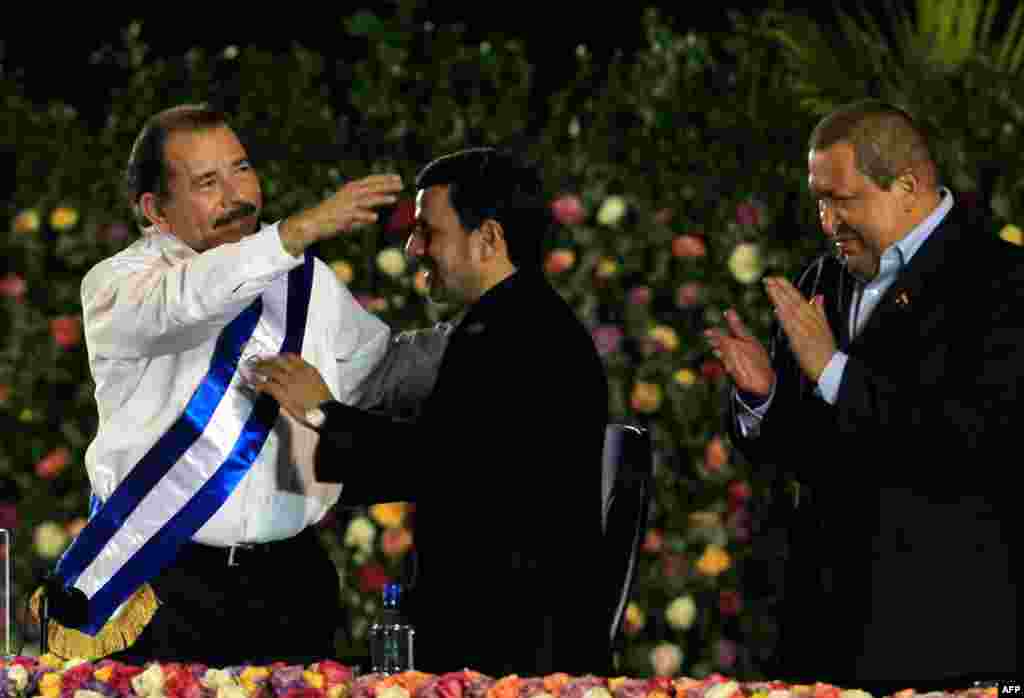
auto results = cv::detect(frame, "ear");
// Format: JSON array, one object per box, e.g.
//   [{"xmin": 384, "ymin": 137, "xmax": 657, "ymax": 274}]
[
  {"xmin": 894, "ymin": 170, "xmax": 919, "ymax": 196},
  {"xmin": 475, "ymin": 219, "xmax": 507, "ymax": 261},
  {"xmin": 139, "ymin": 192, "xmax": 169, "ymax": 231}
]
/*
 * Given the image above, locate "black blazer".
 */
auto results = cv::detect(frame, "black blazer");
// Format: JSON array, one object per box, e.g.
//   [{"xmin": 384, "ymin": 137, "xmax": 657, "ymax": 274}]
[
  {"xmin": 316, "ymin": 269, "xmax": 611, "ymax": 678},
  {"xmin": 732, "ymin": 207, "xmax": 1021, "ymax": 688}
]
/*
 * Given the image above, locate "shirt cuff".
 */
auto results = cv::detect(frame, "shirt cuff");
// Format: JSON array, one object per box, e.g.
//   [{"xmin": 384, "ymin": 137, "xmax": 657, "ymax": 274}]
[
  {"xmin": 816, "ymin": 352, "xmax": 847, "ymax": 405},
  {"xmin": 734, "ymin": 382, "xmax": 775, "ymax": 438}
]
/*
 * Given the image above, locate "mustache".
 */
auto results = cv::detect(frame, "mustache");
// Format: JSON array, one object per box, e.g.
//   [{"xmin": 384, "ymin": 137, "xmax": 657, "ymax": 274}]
[{"xmin": 214, "ymin": 202, "xmax": 258, "ymax": 228}]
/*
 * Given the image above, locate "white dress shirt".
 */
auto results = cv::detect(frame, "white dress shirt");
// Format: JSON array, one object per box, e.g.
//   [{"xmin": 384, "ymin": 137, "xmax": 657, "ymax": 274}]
[{"xmin": 80, "ymin": 222, "xmax": 390, "ymax": 546}]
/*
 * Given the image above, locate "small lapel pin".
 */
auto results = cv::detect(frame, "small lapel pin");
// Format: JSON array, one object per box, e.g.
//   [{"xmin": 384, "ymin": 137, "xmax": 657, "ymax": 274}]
[{"xmin": 895, "ymin": 290, "xmax": 911, "ymax": 308}]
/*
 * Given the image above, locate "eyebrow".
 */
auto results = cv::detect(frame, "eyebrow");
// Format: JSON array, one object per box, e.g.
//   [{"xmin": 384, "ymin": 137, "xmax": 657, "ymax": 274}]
[{"xmin": 192, "ymin": 158, "xmax": 250, "ymax": 183}]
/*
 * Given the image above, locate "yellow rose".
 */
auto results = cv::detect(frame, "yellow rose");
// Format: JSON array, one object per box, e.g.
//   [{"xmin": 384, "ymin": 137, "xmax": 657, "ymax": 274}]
[
  {"xmin": 131, "ymin": 664, "xmax": 165, "ymax": 698},
  {"xmin": 595, "ymin": 257, "xmax": 619, "ymax": 279},
  {"xmin": 630, "ymin": 381, "xmax": 662, "ymax": 414},
  {"xmin": 370, "ymin": 502, "xmax": 407, "ymax": 528},
  {"xmin": 13, "ymin": 209, "xmax": 41, "ymax": 234},
  {"xmin": 34, "ymin": 521, "xmax": 70, "ymax": 559},
  {"xmin": 49, "ymin": 206, "xmax": 80, "ymax": 232},
  {"xmin": 39, "ymin": 673, "xmax": 62, "ymax": 698},
  {"xmin": 8, "ymin": 665, "xmax": 29, "ymax": 691},
  {"xmin": 376, "ymin": 248, "xmax": 407, "ymax": 277},
  {"xmin": 304, "ymin": 672, "xmax": 325, "ymax": 689},
  {"xmin": 727, "ymin": 242, "xmax": 764, "ymax": 284},
  {"xmin": 343, "ymin": 516, "xmax": 376, "ymax": 554},
  {"xmin": 331, "ymin": 260, "xmax": 355, "ymax": 285},
  {"xmin": 696, "ymin": 545, "xmax": 732, "ymax": 576},
  {"xmin": 597, "ymin": 196, "xmax": 628, "ymax": 226},
  {"xmin": 240, "ymin": 667, "xmax": 270, "ymax": 693},
  {"xmin": 94, "ymin": 667, "xmax": 115, "ymax": 683},
  {"xmin": 377, "ymin": 687, "xmax": 411, "ymax": 698},
  {"xmin": 999, "ymin": 224, "xmax": 1023, "ymax": 246},
  {"xmin": 648, "ymin": 325, "xmax": 680, "ymax": 352},
  {"xmin": 624, "ymin": 601, "xmax": 645, "ymax": 634},
  {"xmin": 665, "ymin": 595, "xmax": 697, "ymax": 630},
  {"xmin": 674, "ymin": 368, "xmax": 697, "ymax": 387}
]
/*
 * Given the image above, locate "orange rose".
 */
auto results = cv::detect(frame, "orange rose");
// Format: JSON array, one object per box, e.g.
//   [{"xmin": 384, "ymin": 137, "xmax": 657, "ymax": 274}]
[
  {"xmin": 35, "ymin": 447, "xmax": 70, "ymax": 479},
  {"xmin": 50, "ymin": 315, "xmax": 82, "ymax": 348}
]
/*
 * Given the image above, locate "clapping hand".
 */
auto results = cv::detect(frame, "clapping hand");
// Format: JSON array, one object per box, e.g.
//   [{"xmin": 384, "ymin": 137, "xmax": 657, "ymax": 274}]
[
  {"xmin": 762, "ymin": 276, "xmax": 836, "ymax": 383},
  {"xmin": 704, "ymin": 309, "xmax": 776, "ymax": 398}
]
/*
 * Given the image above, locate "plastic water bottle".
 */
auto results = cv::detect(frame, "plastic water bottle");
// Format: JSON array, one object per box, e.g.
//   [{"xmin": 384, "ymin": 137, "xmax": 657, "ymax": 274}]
[{"xmin": 368, "ymin": 582, "xmax": 415, "ymax": 674}]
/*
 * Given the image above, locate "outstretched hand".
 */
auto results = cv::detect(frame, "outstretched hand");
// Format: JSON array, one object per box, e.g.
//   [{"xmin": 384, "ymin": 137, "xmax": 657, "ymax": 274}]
[
  {"xmin": 247, "ymin": 353, "xmax": 333, "ymax": 424},
  {"xmin": 704, "ymin": 308, "xmax": 775, "ymax": 398}
]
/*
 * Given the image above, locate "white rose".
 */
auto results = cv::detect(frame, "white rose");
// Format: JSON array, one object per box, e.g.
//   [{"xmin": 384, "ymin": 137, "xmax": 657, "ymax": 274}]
[
  {"xmin": 665, "ymin": 595, "xmax": 697, "ymax": 630},
  {"xmin": 839, "ymin": 691, "xmax": 875, "ymax": 698},
  {"xmin": 8, "ymin": 665, "xmax": 29, "ymax": 691},
  {"xmin": 377, "ymin": 686, "xmax": 411, "ymax": 698},
  {"xmin": 34, "ymin": 521, "xmax": 70, "ymax": 559},
  {"xmin": 583, "ymin": 688, "xmax": 613, "ymax": 698},
  {"xmin": 344, "ymin": 516, "xmax": 376, "ymax": 554},
  {"xmin": 728, "ymin": 242, "xmax": 764, "ymax": 284},
  {"xmin": 768, "ymin": 691, "xmax": 792, "ymax": 698},
  {"xmin": 201, "ymin": 669, "xmax": 236, "ymax": 690},
  {"xmin": 596, "ymin": 196, "xmax": 627, "ymax": 226},
  {"xmin": 650, "ymin": 642, "xmax": 683, "ymax": 676},
  {"xmin": 706, "ymin": 682, "xmax": 740, "ymax": 698},
  {"xmin": 132, "ymin": 664, "xmax": 166, "ymax": 697},
  {"xmin": 376, "ymin": 248, "xmax": 407, "ymax": 278}
]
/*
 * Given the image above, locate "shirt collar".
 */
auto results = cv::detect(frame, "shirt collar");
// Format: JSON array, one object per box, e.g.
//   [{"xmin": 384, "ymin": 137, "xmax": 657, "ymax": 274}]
[{"xmin": 874, "ymin": 186, "xmax": 954, "ymax": 283}]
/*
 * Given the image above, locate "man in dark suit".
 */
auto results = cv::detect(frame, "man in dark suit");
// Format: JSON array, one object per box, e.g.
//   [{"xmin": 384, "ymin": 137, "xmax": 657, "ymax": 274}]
[
  {"xmin": 706, "ymin": 100, "xmax": 1019, "ymax": 691},
  {"xmin": 250, "ymin": 148, "xmax": 611, "ymax": 678}
]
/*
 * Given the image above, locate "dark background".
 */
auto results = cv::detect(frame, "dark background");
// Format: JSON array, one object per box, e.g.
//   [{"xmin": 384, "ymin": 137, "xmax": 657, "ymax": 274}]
[{"xmin": 3, "ymin": 2, "xmax": 846, "ymax": 120}]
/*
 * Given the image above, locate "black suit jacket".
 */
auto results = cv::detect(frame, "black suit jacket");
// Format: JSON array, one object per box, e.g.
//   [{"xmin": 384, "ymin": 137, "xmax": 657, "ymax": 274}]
[
  {"xmin": 316, "ymin": 269, "xmax": 611, "ymax": 678},
  {"xmin": 732, "ymin": 207, "xmax": 1020, "ymax": 688}
]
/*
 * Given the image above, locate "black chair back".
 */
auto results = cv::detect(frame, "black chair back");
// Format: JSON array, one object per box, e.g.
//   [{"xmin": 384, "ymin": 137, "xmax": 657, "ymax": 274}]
[{"xmin": 601, "ymin": 423, "xmax": 653, "ymax": 646}]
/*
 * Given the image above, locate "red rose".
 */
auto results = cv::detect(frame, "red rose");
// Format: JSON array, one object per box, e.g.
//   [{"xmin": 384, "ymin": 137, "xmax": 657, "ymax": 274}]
[
  {"xmin": 317, "ymin": 660, "xmax": 353, "ymax": 686},
  {"xmin": 728, "ymin": 480, "xmax": 752, "ymax": 504},
  {"xmin": 550, "ymin": 194, "xmax": 586, "ymax": 226},
  {"xmin": 357, "ymin": 563, "xmax": 391, "ymax": 593},
  {"xmin": 35, "ymin": 447, "xmax": 70, "ymax": 479},
  {"xmin": 0, "ymin": 273, "xmax": 27, "ymax": 299},
  {"xmin": 719, "ymin": 590, "xmax": 743, "ymax": 616},
  {"xmin": 436, "ymin": 675, "xmax": 464, "ymax": 698},
  {"xmin": 700, "ymin": 358, "xmax": 726, "ymax": 382},
  {"xmin": 385, "ymin": 198, "xmax": 416, "ymax": 235},
  {"xmin": 50, "ymin": 315, "xmax": 82, "ymax": 348}
]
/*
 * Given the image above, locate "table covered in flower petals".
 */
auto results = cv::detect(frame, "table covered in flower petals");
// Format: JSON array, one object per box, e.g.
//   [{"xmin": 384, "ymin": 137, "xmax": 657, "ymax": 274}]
[{"xmin": 0, "ymin": 656, "xmax": 1004, "ymax": 698}]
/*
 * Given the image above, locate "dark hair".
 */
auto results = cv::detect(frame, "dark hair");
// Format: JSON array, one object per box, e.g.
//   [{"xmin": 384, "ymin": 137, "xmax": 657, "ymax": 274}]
[
  {"xmin": 808, "ymin": 99, "xmax": 937, "ymax": 190},
  {"xmin": 414, "ymin": 147, "xmax": 551, "ymax": 270},
  {"xmin": 124, "ymin": 104, "xmax": 230, "ymax": 220}
]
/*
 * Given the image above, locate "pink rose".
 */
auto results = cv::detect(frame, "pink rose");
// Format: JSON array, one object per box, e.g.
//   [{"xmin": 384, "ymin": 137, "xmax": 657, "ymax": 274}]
[
  {"xmin": 715, "ymin": 639, "xmax": 738, "ymax": 669},
  {"xmin": 675, "ymin": 281, "xmax": 703, "ymax": 308},
  {"xmin": 671, "ymin": 234, "xmax": 707, "ymax": 258},
  {"xmin": 0, "ymin": 273, "xmax": 26, "ymax": 299},
  {"xmin": 591, "ymin": 325, "xmax": 624, "ymax": 357},
  {"xmin": 381, "ymin": 527, "xmax": 413, "ymax": 557},
  {"xmin": 50, "ymin": 315, "xmax": 82, "ymax": 348},
  {"xmin": 628, "ymin": 286, "xmax": 652, "ymax": 306},
  {"xmin": 736, "ymin": 201, "xmax": 761, "ymax": 227},
  {"xmin": 551, "ymin": 194, "xmax": 586, "ymax": 226},
  {"xmin": 35, "ymin": 447, "xmax": 70, "ymax": 479},
  {"xmin": 0, "ymin": 503, "xmax": 16, "ymax": 531}
]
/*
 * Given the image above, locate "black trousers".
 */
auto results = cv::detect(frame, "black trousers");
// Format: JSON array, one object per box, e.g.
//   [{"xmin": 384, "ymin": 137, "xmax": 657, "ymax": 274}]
[{"xmin": 106, "ymin": 526, "xmax": 340, "ymax": 667}]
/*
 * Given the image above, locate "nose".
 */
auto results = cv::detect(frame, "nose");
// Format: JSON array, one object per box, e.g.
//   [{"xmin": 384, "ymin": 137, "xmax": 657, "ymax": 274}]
[{"xmin": 404, "ymin": 230, "xmax": 426, "ymax": 260}]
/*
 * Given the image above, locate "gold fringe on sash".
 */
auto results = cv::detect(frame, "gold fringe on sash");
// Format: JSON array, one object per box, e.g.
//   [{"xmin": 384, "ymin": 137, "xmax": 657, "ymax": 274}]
[{"xmin": 30, "ymin": 584, "xmax": 160, "ymax": 661}]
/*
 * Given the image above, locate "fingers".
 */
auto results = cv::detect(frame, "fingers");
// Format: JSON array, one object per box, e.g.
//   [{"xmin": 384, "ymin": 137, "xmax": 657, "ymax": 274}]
[
  {"xmin": 724, "ymin": 308, "xmax": 755, "ymax": 340},
  {"xmin": 349, "ymin": 174, "xmax": 404, "ymax": 193}
]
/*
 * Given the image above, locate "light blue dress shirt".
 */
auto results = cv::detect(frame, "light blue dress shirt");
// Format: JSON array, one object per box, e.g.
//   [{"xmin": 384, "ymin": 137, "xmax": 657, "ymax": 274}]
[{"xmin": 736, "ymin": 188, "xmax": 954, "ymax": 434}]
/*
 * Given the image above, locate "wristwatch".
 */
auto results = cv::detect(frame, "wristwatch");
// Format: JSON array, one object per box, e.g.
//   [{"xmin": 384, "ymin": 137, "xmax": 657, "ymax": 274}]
[{"xmin": 304, "ymin": 403, "xmax": 328, "ymax": 429}]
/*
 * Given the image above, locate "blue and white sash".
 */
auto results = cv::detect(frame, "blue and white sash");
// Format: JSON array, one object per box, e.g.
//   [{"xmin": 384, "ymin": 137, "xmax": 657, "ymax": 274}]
[{"xmin": 53, "ymin": 254, "xmax": 315, "ymax": 635}]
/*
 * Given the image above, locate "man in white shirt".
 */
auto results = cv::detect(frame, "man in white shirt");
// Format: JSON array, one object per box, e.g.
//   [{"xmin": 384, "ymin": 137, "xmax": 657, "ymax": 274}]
[{"xmin": 44, "ymin": 104, "xmax": 406, "ymax": 667}]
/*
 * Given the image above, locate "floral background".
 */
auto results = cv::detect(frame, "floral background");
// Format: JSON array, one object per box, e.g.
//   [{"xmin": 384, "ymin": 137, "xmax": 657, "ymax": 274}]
[{"xmin": 2, "ymin": 0, "xmax": 1022, "ymax": 678}]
